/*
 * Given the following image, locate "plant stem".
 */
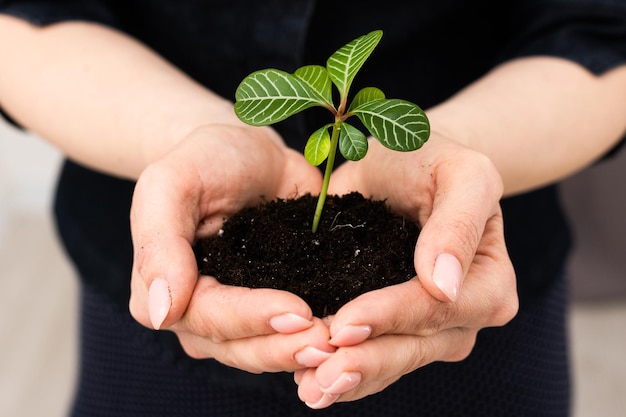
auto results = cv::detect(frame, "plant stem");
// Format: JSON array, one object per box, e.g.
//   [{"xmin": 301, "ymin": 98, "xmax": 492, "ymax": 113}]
[{"xmin": 312, "ymin": 120, "xmax": 342, "ymax": 232}]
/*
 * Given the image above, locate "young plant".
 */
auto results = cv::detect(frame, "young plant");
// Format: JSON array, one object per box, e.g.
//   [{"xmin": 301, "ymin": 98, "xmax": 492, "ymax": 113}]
[{"xmin": 234, "ymin": 30, "xmax": 430, "ymax": 232}]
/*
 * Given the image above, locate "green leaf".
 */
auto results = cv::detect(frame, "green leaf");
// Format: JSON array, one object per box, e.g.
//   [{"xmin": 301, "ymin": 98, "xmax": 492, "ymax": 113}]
[
  {"xmin": 304, "ymin": 125, "xmax": 331, "ymax": 166},
  {"xmin": 294, "ymin": 65, "xmax": 334, "ymax": 107},
  {"xmin": 234, "ymin": 69, "xmax": 327, "ymax": 126},
  {"xmin": 339, "ymin": 123, "xmax": 368, "ymax": 161},
  {"xmin": 353, "ymin": 99, "xmax": 430, "ymax": 151},
  {"xmin": 327, "ymin": 30, "xmax": 383, "ymax": 100},
  {"xmin": 348, "ymin": 87, "xmax": 385, "ymax": 113}
]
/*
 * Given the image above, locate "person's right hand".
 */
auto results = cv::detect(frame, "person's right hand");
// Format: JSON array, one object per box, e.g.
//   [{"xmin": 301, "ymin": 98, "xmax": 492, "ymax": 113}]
[{"xmin": 128, "ymin": 124, "xmax": 336, "ymax": 373}]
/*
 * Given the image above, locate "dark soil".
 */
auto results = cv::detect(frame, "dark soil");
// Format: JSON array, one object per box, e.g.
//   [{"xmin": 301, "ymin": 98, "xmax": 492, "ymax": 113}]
[{"xmin": 194, "ymin": 192, "xmax": 420, "ymax": 317}]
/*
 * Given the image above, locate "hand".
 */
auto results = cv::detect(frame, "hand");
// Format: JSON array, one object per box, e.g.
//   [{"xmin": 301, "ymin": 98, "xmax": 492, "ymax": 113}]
[
  {"xmin": 129, "ymin": 124, "xmax": 334, "ymax": 373},
  {"xmin": 295, "ymin": 134, "xmax": 518, "ymax": 408},
  {"xmin": 166, "ymin": 276, "xmax": 336, "ymax": 373}
]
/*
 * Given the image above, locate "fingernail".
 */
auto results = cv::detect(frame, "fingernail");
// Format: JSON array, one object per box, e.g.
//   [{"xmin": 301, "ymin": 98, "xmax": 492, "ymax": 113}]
[
  {"xmin": 305, "ymin": 393, "xmax": 340, "ymax": 409},
  {"xmin": 269, "ymin": 313, "xmax": 313, "ymax": 333},
  {"xmin": 294, "ymin": 346, "xmax": 334, "ymax": 367},
  {"xmin": 329, "ymin": 325, "xmax": 372, "ymax": 346},
  {"xmin": 432, "ymin": 253, "xmax": 463, "ymax": 302},
  {"xmin": 321, "ymin": 371, "xmax": 362, "ymax": 395},
  {"xmin": 148, "ymin": 278, "xmax": 171, "ymax": 330}
]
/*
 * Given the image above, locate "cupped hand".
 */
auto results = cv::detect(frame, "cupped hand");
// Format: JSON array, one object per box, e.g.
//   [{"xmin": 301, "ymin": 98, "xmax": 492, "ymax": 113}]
[
  {"xmin": 295, "ymin": 133, "xmax": 518, "ymax": 407},
  {"xmin": 129, "ymin": 124, "xmax": 334, "ymax": 373}
]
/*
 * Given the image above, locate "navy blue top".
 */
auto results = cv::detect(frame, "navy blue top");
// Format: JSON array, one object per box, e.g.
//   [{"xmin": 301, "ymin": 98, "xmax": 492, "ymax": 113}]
[{"xmin": 1, "ymin": 0, "xmax": 626, "ymax": 309}]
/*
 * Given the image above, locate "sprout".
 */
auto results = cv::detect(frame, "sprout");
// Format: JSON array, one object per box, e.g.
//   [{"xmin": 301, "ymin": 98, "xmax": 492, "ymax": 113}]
[{"xmin": 234, "ymin": 30, "xmax": 430, "ymax": 232}]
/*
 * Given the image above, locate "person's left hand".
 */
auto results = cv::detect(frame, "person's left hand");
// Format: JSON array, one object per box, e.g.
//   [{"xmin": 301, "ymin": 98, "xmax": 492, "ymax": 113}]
[{"xmin": 294, "ymin": 135, "xmax": 518, "ymax": 408}]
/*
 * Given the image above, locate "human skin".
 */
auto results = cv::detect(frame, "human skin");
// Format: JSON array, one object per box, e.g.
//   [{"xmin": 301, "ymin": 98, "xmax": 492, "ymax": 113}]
[
  {"xmin": 1, "ymin": 16, "xmax": 626, "ymax": 408},
  {"xmin": 297, "ymin": 59, "xmax": 626, "ymax": 407}
]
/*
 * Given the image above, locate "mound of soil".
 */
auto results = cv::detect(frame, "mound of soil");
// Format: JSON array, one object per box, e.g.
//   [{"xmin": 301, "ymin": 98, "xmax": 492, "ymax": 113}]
[{"xmin": 194, "ymin": 192, "xmax": 419, "ymax": 317}]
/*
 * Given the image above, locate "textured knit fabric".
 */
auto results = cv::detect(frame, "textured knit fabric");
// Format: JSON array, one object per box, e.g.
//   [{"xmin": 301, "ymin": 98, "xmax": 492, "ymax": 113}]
[
  {"xmin": 1, "ymin": 0, "xmax": 625, "ymax": 415},
  {"xmin": 72, "ymin": 274, "xmax": 570, "ymax": 417}
]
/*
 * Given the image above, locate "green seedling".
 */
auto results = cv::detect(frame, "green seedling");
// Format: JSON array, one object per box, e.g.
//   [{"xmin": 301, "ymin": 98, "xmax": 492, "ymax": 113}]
[{"xmin": 234, "ymin": 30, "xmax": 430, "ymax": 232}]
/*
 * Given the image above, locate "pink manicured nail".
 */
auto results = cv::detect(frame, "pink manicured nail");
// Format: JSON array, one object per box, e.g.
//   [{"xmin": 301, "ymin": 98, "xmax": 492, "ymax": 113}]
[
  {"xmin": 321, "ymin": 372, "xmax": 362, "ymax": 395},
  {"xmin": 294, "ymin": 346, "xmax": 334, "ymax": 367},
  {"xmin": 432, "ymin": 253, "xmax": 463, "ymax": 302},
  {"xmin": 148, "ymin": 278, "xmax": 171, "ymax": 330},
  {"xmin": 329, "ymin": 325, "xmax": 372, "ymax": 346},
  {"xmin": 269, "ymin": 313, "xmax": 313, "ymax": 333},
  {"xmin": 305, "ymin": 393, "xmax": 340, "ymax": 409}
]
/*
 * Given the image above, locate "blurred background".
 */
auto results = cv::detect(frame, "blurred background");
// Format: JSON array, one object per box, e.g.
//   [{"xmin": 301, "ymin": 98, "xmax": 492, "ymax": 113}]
[{"xmin": 1, "ymin": 117, "xmax": 625, "ymax": 416}]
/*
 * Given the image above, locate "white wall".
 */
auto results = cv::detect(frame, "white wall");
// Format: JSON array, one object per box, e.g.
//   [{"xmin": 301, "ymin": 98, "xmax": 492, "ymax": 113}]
[
  {"xmin": 0, "ymin": 120, "xmax": 77, "ymax": 417},
  {"xmin": 561, "ymin": 146, "xmax": 626, "ymax": 300}
]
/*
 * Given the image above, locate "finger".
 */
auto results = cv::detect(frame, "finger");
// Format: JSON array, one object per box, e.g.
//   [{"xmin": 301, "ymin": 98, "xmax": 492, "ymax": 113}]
[
  {"xmin": 328, "ymin": 240, "xmax": 517, "ymax": 346},
  {"xmin": 176, "ymin": 317, "xmax": 335, "ymax": 373},
  {"xmin": 331, "ymin": 139, "xmax": 505, "ymax": 302},
  {"xmin": 414, "ymin": 151, "xmax": 504, "ymax": 302},
  {"xmin": 328, "ymin": 279, "xmax": 446, "ymax": 344},
  {"xmin": 327, "ymin": 159, "xmax": 360, "ymax": 196},
  {"xmin": 276, "ymin": 148, "xmax": 323, "ymax": 197},
  {"xmin": 129, "ymin": 161, "xmax": 203, "ymax": 330},
  {"xmin": 171, "ymin": 276, "xmax": 316, "ymax": 342},
  {"xmin": 298, "ymin": 328, "xmax": 476, "ymax": 408}
]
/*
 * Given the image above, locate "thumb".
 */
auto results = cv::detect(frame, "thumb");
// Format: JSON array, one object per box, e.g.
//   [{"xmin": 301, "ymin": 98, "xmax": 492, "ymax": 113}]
[
  {"xmin": 131, "ymin": 233, "xmax": 199, "ymax": 330},
  {"xmin": 129, "ymin": 163, "xmax": 201, "ymax": 330},
  {"xmin": 414, "ymin": 167, "xmax": 503, "ymax": 302}
]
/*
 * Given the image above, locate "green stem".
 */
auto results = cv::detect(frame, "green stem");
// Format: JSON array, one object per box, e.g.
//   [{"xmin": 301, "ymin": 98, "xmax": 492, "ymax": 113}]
[{"xmin": 312, "ymin": 120, "xmax": 342, "ymax": 232}]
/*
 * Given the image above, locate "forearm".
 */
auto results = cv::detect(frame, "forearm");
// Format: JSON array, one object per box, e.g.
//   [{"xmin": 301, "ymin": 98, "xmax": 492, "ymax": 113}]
[
  {"xmin": 426, "ymin": 57, "xmax": 626, "ymax": 196},
  {"xmin": 0, "ymin": 15, "xmax": 252, "ymax": 179}
]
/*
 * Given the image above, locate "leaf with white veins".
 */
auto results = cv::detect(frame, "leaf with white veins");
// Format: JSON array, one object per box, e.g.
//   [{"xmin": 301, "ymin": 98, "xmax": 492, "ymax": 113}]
[
  {"xmin": 294, "ymin": 65, "xmax": 334, "ymax": 107},
  {"xmin": 304, "ymin": 125, "xmax": 331, "ymax": 166},
  {"xmin": 348, "ymin": 87, "xmax": 385, "ymax": 113},
  {"xmin": 339, "ymin": 123, "xmax": 368, "ymax": 161},
  {"xmin": 235, "ymin": 69, "xmax": 327, "ymax": 126},
  {"xmin": 353, "ymin": 99, "xmax": 430, "ymax": 151},
  {"xmin": 327, "ymin": 30, "xmax": 383, "ymax": 100}
]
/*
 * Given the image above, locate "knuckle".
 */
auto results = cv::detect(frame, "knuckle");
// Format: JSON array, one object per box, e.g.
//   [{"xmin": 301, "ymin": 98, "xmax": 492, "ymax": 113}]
[
  {"xmin": 345, "ymin": 376, "xmax": 398, "ymax": 402},
  {"xmin": 403, "ymin": 328, "xmax": 477, "ymax": 372},
  {"xmin": 450, "ymin": 213, "xmax": 484, "ymax": 261},
  {"xmin": 219, "ymin": 346, "xmax": 265, "ymax": 374},
  {"xmin": 487, "ymin": 266, "xmax": 519, "ymax": 327},
  {"xmin": 181, "ymin": 307, "xmax": 228, "ymax": 344},
  {"xmin": 176, "ymin": 334, "xmax": 206, "ymax": 359},
  {"xmin": 203, "ymin": 319, "xmax": 228, "ymax": 344},
  {"xmin": 181, "ymin": 286, "xmax": 231, "ymax": 344},
  {"xmin": 490, "ymin": 293, "xmax": 519, "ymax": 327},
  {"xmin": 420, "ymin": 301, "xmax": 456, "ymax": 336},
  {"xmin": 402, "ymin": 334, "xmax": 448, "ymax": 373},
  {"xmin": 447, "ymin": 330, "xmax": 477, "ymax": 362},
  {"xmin": 188, "ymin": 315, "xmax": 228, "ymax": 344},
  {"xmin": 403, "ymin": 341, "xmax": 431, "ymax": 372}
]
